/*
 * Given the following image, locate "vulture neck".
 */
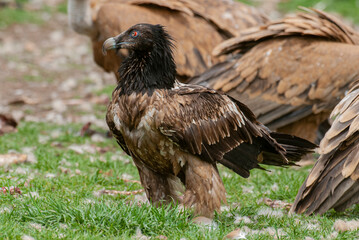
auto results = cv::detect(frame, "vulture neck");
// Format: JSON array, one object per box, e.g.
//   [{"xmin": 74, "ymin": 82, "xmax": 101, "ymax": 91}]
[{"xmin": 117, "ymin": 43, "xmax": 176, "ymax": 96}]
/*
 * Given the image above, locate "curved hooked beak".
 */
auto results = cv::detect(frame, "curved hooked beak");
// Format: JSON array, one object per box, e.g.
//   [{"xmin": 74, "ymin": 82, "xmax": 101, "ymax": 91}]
[
  {"xmin": 102, "ymin": 32, "xmax": 128, "ymax": 55},
  {"xmin": 102, "ymin": 37, "xmax": 117, "ymax": 55}
]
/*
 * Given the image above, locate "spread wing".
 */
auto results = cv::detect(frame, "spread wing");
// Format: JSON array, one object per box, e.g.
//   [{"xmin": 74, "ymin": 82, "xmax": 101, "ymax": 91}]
[
  {"xmin": 291, "ymin": 82, "xmax": 359, "ymax": 215},
  {"xmin": 158, "ymin": 83, "xmax": 313, "ymax": 178},
  {"xmin": 90, "ymin": 0, "xmax": 267, "ymax": 80},
  {"xmin": 192, "ymin": 8, "xmax": 359, "ymax": 133}
]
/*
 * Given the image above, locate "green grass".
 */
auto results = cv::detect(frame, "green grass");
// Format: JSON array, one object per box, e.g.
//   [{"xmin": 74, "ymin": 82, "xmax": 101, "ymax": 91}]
[
  {"xmin": 0, "ymin": 0, "xmax": 68, "ymax": 29},
  {"xmin": 0, "ymin": 8, "xmax": 42, "ymax": 29},
  {"xmin": 57, "ymin": 2, "xmax": 67, "ymax": 14},
  {"xmin": 1, "ymin": 121, "xmax": 359, "ymax": 239},
  {"xmin": 279, "ymin": 0, "xmax": 359, "ymax": 24}
]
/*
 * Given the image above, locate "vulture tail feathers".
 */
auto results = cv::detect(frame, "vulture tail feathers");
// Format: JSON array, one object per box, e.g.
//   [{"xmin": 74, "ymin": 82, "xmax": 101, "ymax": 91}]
[
  {"xmin": 269, "ymin": 132, "xmax": 318, "ymax": 162},
  {"xmin": 219, "ymin": 132, "xmax": 316, "ymax": 178}
]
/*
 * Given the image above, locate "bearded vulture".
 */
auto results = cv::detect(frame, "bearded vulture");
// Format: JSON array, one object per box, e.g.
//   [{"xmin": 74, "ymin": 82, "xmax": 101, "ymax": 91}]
[{"xmin": 102, "ymin": 23, "xmax": 317, "ymax": 218}]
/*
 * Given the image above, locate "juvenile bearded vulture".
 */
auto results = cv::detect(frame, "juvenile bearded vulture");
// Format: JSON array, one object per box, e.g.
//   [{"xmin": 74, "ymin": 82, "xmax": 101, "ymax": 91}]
[
  {"xmin": 68, "ymin": 0, "xmax": 268, "ymax": 81},
  {"xmin": 103, "ymin": 23, "xmax": 316, "ymax": 218},
  {"xmin": 291, "ymin": 81, "xmax": 359, "ymax": 215},
  {"xmin": 192, "ymin": 8, "xmax": 359, "ymax": 142}
]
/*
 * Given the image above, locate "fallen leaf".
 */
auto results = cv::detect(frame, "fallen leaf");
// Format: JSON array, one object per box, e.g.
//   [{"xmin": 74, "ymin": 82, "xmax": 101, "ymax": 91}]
[
  {"xmin": 29, "ymin": 222, "xmax": 43, "ymax": 231},
  {"xmin": 68, "ymin": 144, "xmax": 96, "ymax": 154},
  {"xmin": 8, "ymin": 96, "xmax": 39, "ymax": 105},
  {"xmin": 257, "ymin": 198, "xmax": 291, "ymax": 210},
  {"xmin": 0, "ymin": 114, "xmax": 17, "ymax": 135},
  {"xmin": 192, "ymin": 216, "xmax": 217, "ymax": 228},
  {"xmin": 0, "ymin": 153, "xmax": 27, "ymax": 166},
  {"xmin": 257, "ymin": 207, "xmax": 284, "ymax": 218},
  {"xmin": 45, "ymin": 173, "xmax": 56, "ymax": 178},
  {"xmin": 59, "ymin": 166, "xmax": 71, "ymax": 174},
  {"xmin": 261, "ymin": 227, "xmax": 286, "ymax": 238},
  {"xmin": 94, "ymin": 189, "xmax": 144, "ymax": 197},
  {"xmin": 80, "ymin": 122, "xmax": 95, "ymax": 137},
  {"xmin": 21, "ymin": 235, "xmax": 35, "ymax": 240},
  {"xmin": 155, "ymin": 235, "xmax": 168, "ymax": 240},
  {"xmin": 241, "ymin": 185, "xmax": 254, "ymax": 194},
  {"xmin": 234, "ymin": 216, "xmax": 253, "ymax": 224},
  {"xmin": 1, "ymin": 186, "xmax": 22, "ymax": 195},
  {"xmin": 99, "ymin": 169, "xmax": 113, "ymax": 177},
  {"xmin": 224, "ymin": 228, "xmax": 247, "ymax": 239}
]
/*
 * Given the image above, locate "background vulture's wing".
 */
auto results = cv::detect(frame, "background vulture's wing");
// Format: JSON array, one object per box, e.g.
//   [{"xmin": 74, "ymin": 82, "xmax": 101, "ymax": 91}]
[
  {"xmin": 290, "ymin": 82, "xmax": 359, "ymax": 215},
  {"xmin": 71, "ymin": 0, "xmax": 268, "ymax": 81},
  {"xmin": 192, "ymin": 8, "xmax": 359, "ymax": 141}
]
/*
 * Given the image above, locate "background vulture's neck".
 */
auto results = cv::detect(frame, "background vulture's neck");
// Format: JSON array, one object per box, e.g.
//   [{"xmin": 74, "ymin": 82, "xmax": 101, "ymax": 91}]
[{"xmin": 118, "ymin": 43, "xmax": 176, "ymax": 95}]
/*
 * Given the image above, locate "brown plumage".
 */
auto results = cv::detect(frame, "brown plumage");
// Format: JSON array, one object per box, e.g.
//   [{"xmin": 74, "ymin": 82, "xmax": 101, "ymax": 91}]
[
  {"xmin": 290, "ymin": 81, "xmax": 359, "ymax": 215},
  {"xmin": 68, "ymin": 0, "xmax": 268, "ymax": 81},
  {"xmin": 103, "ymin": 23, "xmax": 316, "ymax": 218},
  {"xmin": 191, "ymin": 8, "xmax": 359, "ymax": 142}
]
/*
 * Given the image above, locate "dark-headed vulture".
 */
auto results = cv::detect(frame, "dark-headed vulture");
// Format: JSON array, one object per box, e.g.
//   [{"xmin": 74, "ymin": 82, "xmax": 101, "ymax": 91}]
[
  {"xmin": 67, "ymin": 0, "xmax": 268, "ymax": 81},
  {"xmin": 102, "ymin": 23, "xmax": 316, "ymax": 218},
  {"xmin": 192, "ymin": 8, "xmax": 359, "ymax": 142},
  {"xmin": 290, "ymin": 81, "xmax": 359, "ymax": 215}
]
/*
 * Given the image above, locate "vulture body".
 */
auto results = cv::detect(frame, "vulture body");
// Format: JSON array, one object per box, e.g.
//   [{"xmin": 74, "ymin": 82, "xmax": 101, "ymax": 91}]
[
  {"xmin": 103, "ymin": 24, "xmax": 316, "ymax": 218},
  {"xmin": 68, "ymin": 0, "xmax": 268, "ymax": 81},
  {"xmin": 192, "ymin": 8, "xmax": 359, "ymax": 142},
  {"xmin": 291, "ymin": 82, "xmax": 359, "ymax": 215}
]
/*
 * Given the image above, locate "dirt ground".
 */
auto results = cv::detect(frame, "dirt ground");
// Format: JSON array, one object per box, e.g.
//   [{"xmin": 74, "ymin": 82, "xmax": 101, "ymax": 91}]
[{"xmin": 0, "ymin": 1, "xmax": 115, "ymax": 130}]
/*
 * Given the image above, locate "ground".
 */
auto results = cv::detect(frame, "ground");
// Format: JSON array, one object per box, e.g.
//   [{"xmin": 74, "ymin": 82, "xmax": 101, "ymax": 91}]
[{"xmin": 1, "ymin": 0, "xmax": 359, "ymax": 239}]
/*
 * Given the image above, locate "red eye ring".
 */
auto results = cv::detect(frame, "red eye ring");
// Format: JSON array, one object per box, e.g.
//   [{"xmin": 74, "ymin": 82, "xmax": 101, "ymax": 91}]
[{"xmin": 132, "ymin": 31, "xmax": 138, "ymax": 37}]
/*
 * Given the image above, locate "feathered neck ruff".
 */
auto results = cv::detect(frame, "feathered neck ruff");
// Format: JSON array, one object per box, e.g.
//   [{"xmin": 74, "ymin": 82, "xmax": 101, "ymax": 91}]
[{"xmin": 117, "ymin": 29, "xmax": 176, "ymax": 96}]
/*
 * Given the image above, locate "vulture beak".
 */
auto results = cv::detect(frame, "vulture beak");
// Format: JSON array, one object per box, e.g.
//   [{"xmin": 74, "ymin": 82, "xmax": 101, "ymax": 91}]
[
  {"xmin": 102, "ymin": 37, "xmax": 117, "ymax": 55},
  {"xmin": 102, "ymin": 32, "xmax": 127, "ymax": 55}
]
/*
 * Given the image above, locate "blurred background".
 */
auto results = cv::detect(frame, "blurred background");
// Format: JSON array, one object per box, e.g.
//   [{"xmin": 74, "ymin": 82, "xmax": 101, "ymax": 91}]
[{"xmin": 0, "ymin": 0, "xmax": 358, "ymax": 129}]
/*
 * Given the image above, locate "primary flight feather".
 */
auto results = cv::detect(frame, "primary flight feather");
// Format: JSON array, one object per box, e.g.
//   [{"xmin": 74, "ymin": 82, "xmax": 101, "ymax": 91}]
[{"xmin": 103, "ymin": 23, "xmax": 316, "ymax": 218}]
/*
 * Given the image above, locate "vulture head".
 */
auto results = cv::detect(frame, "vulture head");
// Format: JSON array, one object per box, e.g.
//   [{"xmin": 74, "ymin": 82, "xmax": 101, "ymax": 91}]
[
  {"xmin": 102, "ymin": 23, "xmax": 174, "ymax": 54},
  {"xmin": 102, "ymin": 23, "xmax": 177, "ymax": 91}
]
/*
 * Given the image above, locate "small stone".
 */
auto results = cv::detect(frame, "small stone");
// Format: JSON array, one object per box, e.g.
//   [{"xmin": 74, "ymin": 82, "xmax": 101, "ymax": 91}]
[{"xmin": 334, "ymin": 219, "xmax": 359, "ymax": 232}]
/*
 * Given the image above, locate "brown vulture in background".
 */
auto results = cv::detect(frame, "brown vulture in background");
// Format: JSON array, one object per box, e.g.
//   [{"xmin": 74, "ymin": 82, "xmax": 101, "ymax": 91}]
[
  {"xmin": 67, "ymin": 0, "xmax": 268, "ymax": 81},
  {"xmin": 290, "ymin": 81, "xmax": 359, "ymax": 215},
  {"xmin": 192, "ymin": 8, "xmax": 359, "ymax": 142},
  {"xmin": 102, "ymin": 23, "xmax": 316, "ymax": 218}
]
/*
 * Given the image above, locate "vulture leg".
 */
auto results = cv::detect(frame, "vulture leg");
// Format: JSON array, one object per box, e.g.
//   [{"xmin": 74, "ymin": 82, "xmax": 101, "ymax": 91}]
[
  {"xmin": 183, "ymin": 157, "xmax": 227, "ymax": 218},
  {"xmin": 132, "ymin": 157, "xmax": 183, "ymax": 206},
  {"xmin": 67, "ymin": 0, "xmax": 97, "ymax": 37}
]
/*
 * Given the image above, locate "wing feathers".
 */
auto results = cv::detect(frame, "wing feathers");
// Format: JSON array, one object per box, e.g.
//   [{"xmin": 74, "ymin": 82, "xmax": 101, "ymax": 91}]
[
  {"xmin": 159, "ymin": 86, "xmax": 315, "ymax": 178},
  {"xmin": 291, "ymin": 82, "xmax": 359, "ymax": 215}
]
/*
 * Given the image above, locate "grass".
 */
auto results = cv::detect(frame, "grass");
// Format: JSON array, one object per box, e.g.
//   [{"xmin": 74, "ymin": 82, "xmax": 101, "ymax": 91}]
[
  {"xmin": 0, "ymin": 8, "xmax": 42, "ymax": 29},
  {"xmin": 278, "ymin": 0, "xmax": 359, "ymax": 24},
  {"xmin": 1, "ymin": 121, "xmax": 359, "ymax": 239},
  {"xmin": 0, "ymin": 0, "xmax": 67, "ymax": 29}
]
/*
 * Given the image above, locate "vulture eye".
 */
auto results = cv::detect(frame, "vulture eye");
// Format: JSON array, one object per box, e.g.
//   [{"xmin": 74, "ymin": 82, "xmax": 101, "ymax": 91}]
[{"xmin": 131, "ymin": 31, "xmax": 139, "ymax": 38}]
